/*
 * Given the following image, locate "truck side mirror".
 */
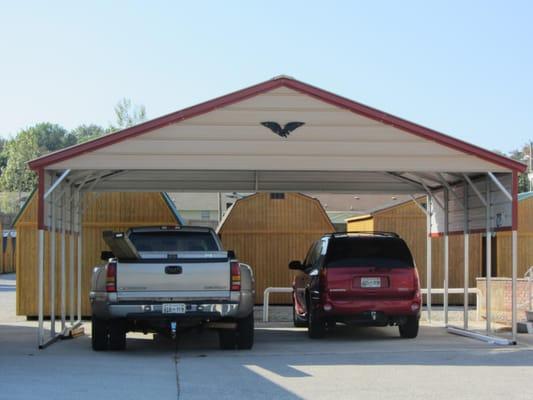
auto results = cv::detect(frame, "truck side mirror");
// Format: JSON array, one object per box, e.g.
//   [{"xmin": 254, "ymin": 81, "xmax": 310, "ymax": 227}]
[
  {"xmin": 101, "ymin": 251, "xmax": 114, "ymax": 261},
  {"xmin": 288, "ymin": 260, "xmax": 304, "ymax": 270}
]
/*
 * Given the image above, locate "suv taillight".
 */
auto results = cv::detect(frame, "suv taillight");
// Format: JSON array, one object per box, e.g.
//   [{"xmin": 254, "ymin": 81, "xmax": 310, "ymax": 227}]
[
  {"xmin": 230, "ymin": 261, "xmax": 241, "ymax": 291},
  {"xmin": 106, "ymin": 262, "xmax": 117, "ymax": 293}
]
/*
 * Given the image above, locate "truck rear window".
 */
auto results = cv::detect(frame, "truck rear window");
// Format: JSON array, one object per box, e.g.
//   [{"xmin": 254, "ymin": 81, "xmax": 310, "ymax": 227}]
[
  {"xmin": 129, "ymin": 232, "xmax": 218, "ymax": 252},
  {"xmin": 325, "ymin": 237, "xmax": 414, "ymax": 268}
]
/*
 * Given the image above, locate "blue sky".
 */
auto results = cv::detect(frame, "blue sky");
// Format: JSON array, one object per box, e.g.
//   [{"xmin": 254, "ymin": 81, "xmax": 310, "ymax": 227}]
[{"xmin": 0, "ymin": 1, "xmax": 531, "ymax": 153}]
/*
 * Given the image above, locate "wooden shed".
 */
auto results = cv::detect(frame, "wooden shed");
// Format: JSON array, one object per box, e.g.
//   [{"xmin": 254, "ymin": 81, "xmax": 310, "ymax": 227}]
[
  {"xmin": 346, "ymin": 194, "xmax": 533, "ymax": 303},
  {"xmin": 15, "ymin": 191, "xmax": 182, "ymax": 317},
  {"xmin": 217, "ymin": 192, "xmax": 335, "ymax": 304}
]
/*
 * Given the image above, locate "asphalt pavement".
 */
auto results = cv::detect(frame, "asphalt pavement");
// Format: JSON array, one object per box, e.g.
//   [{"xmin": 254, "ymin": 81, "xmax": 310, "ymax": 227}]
[{"xmin": 1, "ymin": 273, "xmax": 533, "ymax": 400}]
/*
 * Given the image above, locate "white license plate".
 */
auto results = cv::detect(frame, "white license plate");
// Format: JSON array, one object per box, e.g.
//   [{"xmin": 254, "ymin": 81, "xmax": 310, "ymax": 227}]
[
  {"xmin": 162, "ymin": 303, "xmax": 186, "ymax": 314},
  {"xmin": 361, "ymin": 277, "xmax": 381, "ymax": 288}
]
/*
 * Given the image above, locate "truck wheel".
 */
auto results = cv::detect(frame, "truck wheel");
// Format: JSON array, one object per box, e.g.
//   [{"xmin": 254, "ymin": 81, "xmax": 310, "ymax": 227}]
[
  {"xmin": 91, "ymin": 316, "xmax": 108, "ymax": 351},
  {"xmin": 308, "ymin": 306, "xmax": 326, "ymax": 339},
  {"xmin": 219, "ymin": 329, "xmax": 236, "ymax": 350},
  {"xmin": 236, "ymin": 313, "xmax": 254, "ymax": 350},
  {"xmin": 399, "ymin": 316, "xmax": 419, "ymax": 339},
  {"xmin": 293, "ymin": 301, "xmax": 308, "ymax": 328},
  {"xmin": 108, "ymin": 319, "xmax": 127, "ymax": 350}
]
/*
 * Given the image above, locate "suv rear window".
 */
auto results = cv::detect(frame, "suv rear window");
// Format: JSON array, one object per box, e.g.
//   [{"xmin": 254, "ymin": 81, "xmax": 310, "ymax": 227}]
[
  {"xmin": 129, "ymin": 231, "xmax": 218, "ymax": 252},
  {"xmin": 325, "ymin": 237, "xmax": 414, "ymax": 268}
]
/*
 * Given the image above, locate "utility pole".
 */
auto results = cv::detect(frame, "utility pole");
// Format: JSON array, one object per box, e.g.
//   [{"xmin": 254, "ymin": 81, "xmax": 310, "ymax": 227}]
[{"xmin": 530, "ymin": 142, "xmax": 533, "ymax": 192}]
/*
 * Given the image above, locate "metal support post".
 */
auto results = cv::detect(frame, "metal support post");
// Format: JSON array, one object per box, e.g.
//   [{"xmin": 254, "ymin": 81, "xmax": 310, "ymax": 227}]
[
  {"xmin": 69, "ymin": 190, "xmax": 75, "ymax": 323},
  {"xmin": 463, "ymin": 180, "xmax": 469, "ymax": 330},
  {"xmin": 444, "ymin": 188, "xmax": 449, "ymax": 326},
  {"xmin": 37, "ymin": 230, "xmax": 45, "ymax": 346},
  {"xmin": 426, "ymin": 196, "xmax": 432, "ymax": 323},
  {"xmin": 512, "ymin": 230, "xmax": 518, "ymax": 342},
  {"xmin": 50, "ymin": 190, "xmax": 56, "ymax": 336},
  {"xmin": 77, "ymin": 190, "xmax": 83, "ymax": 321},
  {"xmin": 60, "ymin": 192, "xmax": 66, "ymax": 332},
  {"xmin": 485, "ymin": 177, "xmax": 492, "ymax": 334}
]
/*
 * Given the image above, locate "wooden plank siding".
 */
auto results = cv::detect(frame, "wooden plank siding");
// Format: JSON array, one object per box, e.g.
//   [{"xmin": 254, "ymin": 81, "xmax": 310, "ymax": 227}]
[
  {"xmin": 218, "ymin": 193, "xmax": 335, "ymax": 304},
  {"xmin": 15, "ymin": 192, "xmax": 179, "ymax": 317}
]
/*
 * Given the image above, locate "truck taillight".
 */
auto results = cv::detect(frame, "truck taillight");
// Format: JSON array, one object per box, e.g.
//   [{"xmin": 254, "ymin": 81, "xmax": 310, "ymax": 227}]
[
  {"xmin": 230, "ymin": 261, "xmax": 241, "ymax": 291},
  {"xmin": 106, "ymin": 262, "xmax": 117, "ymax": 293}
]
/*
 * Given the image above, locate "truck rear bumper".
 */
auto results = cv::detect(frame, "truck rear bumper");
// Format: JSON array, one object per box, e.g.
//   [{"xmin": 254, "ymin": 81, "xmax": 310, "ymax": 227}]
[
  {"xmin": 92, "ymin": 301, "xmax": 241, "ymax": 319},
  {"xmin": 90, "ymin": 290, "xmax": 254, "ymax": 320}
]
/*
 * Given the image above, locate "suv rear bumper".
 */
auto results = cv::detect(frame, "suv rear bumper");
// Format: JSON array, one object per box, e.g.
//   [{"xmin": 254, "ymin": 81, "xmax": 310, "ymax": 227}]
[{"xmin": 319, "ymin": 296, "xmax": 421, "ymax": 319}]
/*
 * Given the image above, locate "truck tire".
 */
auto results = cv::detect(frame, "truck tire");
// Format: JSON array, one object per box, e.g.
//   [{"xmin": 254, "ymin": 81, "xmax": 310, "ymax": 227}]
[
  {"xmin": 236, "ymin": 313, "xmax": 254, "ymax": 350},
  {"xmin": 108, "ymin": 319, "xmax": 127, "ymax": 350},
  {"xmin": 308, "ymin": 306, "xmax": 326, "ymax": 339},
  {"xmin": 91, "ymin": 316, "xmax": 108, "ymax": 351},
  {"xmin": 399, "ymin": 316, "xmax": 419, "ymax": 339},
  {"xmin": 293, "ymin": 303, "xmax": 307, "ymax": 328},
  {"xmin": 219, "ymin": 329, "xmax": 236, "ymax": 350}
]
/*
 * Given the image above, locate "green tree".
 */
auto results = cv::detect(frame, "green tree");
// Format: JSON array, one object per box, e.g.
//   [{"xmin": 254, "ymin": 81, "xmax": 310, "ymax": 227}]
[
  {"xmin": 0, "ymin": 129, "xmax": 40, "ymax": 191},
  {"xmin": 109, "ymin": 98, "xmax": 146, "ymax": 131},
  {"xmin": 0, "ymin": 123, "xmax": 76, "ymax": 191},
  {"xmin": 0, "ymin": 138, "xmax": 8, "ymax": 172},
  {"xmin": 71, "ymin": 124, "xmax": 106, "ymax": 143}
]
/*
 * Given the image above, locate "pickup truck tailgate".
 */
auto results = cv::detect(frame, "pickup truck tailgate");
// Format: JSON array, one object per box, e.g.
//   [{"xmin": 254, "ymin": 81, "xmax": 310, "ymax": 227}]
[{"xmin": 116, "ymin": 251, "xmax": 231, "ymax": 300}]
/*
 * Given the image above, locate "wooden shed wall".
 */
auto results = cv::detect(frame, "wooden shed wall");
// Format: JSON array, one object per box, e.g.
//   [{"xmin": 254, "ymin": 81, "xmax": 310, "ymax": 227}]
[
  {"xmin": 346, "ymin": 217, "xmax": 374, "ymax": 232},
  {"xmin": 218, "ymin": 193, "xmax": 334, "ymax": 304},
  {"xmin": 496, "ymin": 196, "xmax": 533, "ymax": 278},
  {"xmin": 16, "ymin": 192, "xmax": 178, "ymax": 317}
]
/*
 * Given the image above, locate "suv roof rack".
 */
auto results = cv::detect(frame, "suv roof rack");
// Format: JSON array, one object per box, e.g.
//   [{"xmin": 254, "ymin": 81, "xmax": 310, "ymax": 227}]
[{"xmin": 329, "ymin": 231, "xmax": 400, "ymax": 238}]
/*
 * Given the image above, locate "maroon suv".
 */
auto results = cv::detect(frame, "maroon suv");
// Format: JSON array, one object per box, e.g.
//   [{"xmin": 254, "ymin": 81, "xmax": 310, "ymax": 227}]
[{"xmin": 290, "ymin": 232, "xmax": 421, "ymax": 339}]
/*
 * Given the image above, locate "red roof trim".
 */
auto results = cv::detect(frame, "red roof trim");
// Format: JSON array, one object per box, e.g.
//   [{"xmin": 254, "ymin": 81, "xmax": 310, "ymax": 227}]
[{"xmin": 28, "ymin": 77, "xmax": 526, "ymax": 173}]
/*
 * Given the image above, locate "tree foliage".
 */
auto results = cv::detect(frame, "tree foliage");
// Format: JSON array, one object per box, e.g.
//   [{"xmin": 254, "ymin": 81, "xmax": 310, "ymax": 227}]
[
  {"xmin": 109, "ymin": 98, "xmax": 146, "ymax": 131},
  {"xmin": 0, "ymin": 99, "xmax": 146, "ymax": 192}
]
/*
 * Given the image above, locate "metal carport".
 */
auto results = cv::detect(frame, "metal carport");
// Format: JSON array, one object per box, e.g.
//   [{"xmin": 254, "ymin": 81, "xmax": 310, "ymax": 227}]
[{"xmin": 28, "ymin": 75, "xmax": 526, "ymax": 348}]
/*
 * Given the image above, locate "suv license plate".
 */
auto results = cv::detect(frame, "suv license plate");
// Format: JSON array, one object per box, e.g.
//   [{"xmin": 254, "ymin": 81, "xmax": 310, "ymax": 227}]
[
  {"xmin": 162, "ymin": 303, "xmax": 186, "ymax": 314},
  {"xmin": 361, "ymin": 277, "xmax": 381, "ymax": 288}
]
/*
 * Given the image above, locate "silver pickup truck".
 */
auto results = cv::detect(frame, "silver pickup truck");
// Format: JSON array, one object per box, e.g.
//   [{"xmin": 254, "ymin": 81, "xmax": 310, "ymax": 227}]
[{"xmin": 89, "ymin": 226, "xmax": 255, "ymax": 351}]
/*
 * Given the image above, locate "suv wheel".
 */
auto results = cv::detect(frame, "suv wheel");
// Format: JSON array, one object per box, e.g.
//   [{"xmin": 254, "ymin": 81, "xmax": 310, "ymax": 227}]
[
  {"xmin": 91, "ymin": 315, "xmax": 108, "ymax": 351},
  {"xmin": 399, "ymin": 316, "xmax": 419, "ymax": 339},
  {"xmin": 293, "ymin": 301, "xmax": 308, "ymax": 328},
  {"xmin": 308, "ymin": 305, "xmax": 326, "ymax": 339},
  {"xmin": 219, "ymin": 329, "xmax": 236, "ymax": 350},
  {"xmin": 236, "ymin": 313, "xmax": 254, "ymax": 349},
  {"xmin": 108, "ymin": 319, "xmax": 127, "ymax": 350}
]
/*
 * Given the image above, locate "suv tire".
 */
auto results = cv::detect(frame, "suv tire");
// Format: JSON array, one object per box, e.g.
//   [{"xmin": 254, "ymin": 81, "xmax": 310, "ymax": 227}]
[
  {"xmin": 399, "ymin": 316, "xmax": 419, "ymax": 339},
  {"xmin": 91, "ymin": 316, "xmax": 108, "ymax": 351},
  {"xmin": 108, "ymin": 319, "xmax": 127, "ymax": 350},
  {"xmin": 308, "ymin": 305, "xmax": 326, "ymax": 339},
  {"xmin": 236, "ymin": 313, "xmax": 254, "ymax": 349}
]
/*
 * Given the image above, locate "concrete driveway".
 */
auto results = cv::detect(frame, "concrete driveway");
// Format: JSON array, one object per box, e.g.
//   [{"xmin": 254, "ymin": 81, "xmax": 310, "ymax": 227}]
[{"xmin": 1, "ymin": 273, "xmax": 533, "ymax": 400}]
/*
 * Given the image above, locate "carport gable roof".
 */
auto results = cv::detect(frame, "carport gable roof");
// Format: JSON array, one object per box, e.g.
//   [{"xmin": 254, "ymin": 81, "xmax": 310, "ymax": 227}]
[{"xmin": 28, "ymin": 76, "xmax": 525, "ymax": 173}]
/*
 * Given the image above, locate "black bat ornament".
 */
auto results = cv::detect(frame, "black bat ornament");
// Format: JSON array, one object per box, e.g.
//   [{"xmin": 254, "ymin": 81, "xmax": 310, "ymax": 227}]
[{"xmin": 260, "ymin": 121, "xmax": 305, "ymax": 138}]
